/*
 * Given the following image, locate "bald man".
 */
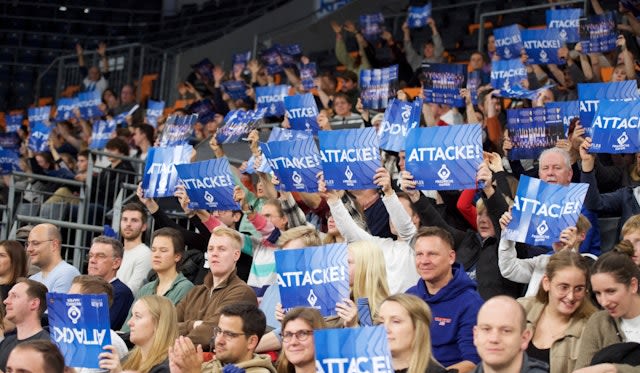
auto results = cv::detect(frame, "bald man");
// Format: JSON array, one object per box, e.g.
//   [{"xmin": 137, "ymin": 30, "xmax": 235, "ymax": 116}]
[
  {"xmin": 472, "ymin": 296, "xmax": 549, "ymax": 373},
  {"xmin": 27, "ymin": 223, "xmax": 80, "ymax": 292}
]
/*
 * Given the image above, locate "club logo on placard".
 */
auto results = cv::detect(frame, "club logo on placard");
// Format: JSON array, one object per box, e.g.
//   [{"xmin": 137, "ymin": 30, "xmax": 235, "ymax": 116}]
[
  {"xmin": 435, "ymin": 164, "xmax": 454, "ymax": 187},
  {"xmin": 292, "ymin": 171, "xmax": 305, "ymax": 190},
  {"xmin": 68, "ymin": 305, "xmax": 81, "ymax": 324},
  {"xmin": 559, "ymin": 29, "xmax": 567, "ymax": 41},
  {"xmin": 533, "ymin": 220, "xmax": 551, "ymax": 242},
  {"xmin": 204, "ymin": 191, "xmax": 215, "ymax": 206},
  {"xmin": 613, "ymin": 131, "xmax": 630, "ymax": 151},
  {"xmin": 307, "ymin": 289, "xmax": 318, "ymax": 307},
  {"xmin": 343, "ymin": 166, "xmax": 357, "ymax": 187},
  {"xmin": 539, "ymin": 50, "xmax": 549, "ymax": 64},
  {"xmin": 504, "ymin": 47, "xmax": 512, "ymax": 59}
]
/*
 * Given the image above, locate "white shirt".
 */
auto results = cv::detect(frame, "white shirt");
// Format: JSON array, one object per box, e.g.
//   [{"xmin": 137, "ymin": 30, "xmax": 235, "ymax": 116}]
[{"xmin": 117, "ymin": 243, "xmax": 151, "ymax": 294}]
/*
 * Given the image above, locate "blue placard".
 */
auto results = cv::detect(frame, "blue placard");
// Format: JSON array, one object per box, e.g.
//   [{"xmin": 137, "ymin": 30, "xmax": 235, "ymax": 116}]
[
  {"xmin": 77, "ymin": 91, "xmax": 102, "ymax": 119},
  {"xmin": 504, "ymin": 175, "xmax": 588, "ymax": 247},
  {"xmin": 256, "ymin": 85, "xmax": 288, "ymax": 116},
  {"xmin": 188, "ymin": 99, "xmax": 216, "ymax": 125},
  {"xmin": 491, "ymin": 59, "xmax": 527, "ymax": 91},
  {"xmin": 232, "ymin": 51, "xmax": 251, "ymax": 75},
  {"xmin": 28, "ymin": 106, "xmax": 51, "ymax": 127},
  {"xmin": 408, "ymin": 3, "xmax": 432, "ymax": 28},
  {"xmin": 498, "ymin": 83, "xmax": 555, "ymax": 100},
  {"xmin": 175, "ymin": 158, "xmax": 240, "ymax": 210},
  {"xmin": 357, "ymin": 298, "xmax": 373, "ymax": 326},
  {"xmin": 547, "ymin": 8, "xmax": 581, "ymax": 43},
  {"xmin": 28, "ymin": 122, "xmax": 52, "ymax": 152},
  {"xmin": 89, "ymin": 119, "xmax": 117, "ymax": 150},
  {"xmin": 359, "ymin": 13, "xmax": 384, "ymax": 42},
  {"xmin": 0, "ymin": 149, "xmax": 20, "ymax": 175},
  {"xmin": 275, "ymin": 243, "xmax": 349, "ymax": 317},
  {"xmin": 493, "ymin": 25, "xmax": 523, "ymax": 60},
  {"xmin": 467, "ymin": 70, "xmax": 481, "ymax": 105},
  {"xmin": 245, "ymin": 154, "xmax": 273, "ymax": 175},
  {"xmin": 284, "ymin": 93, "xmax": 319, "ymax": 133},
  {"xmin": 590, "ymin": 100, "xmax": 640, "ymax": 153},
  {"xmin": 506, "ymin": 108, "xmax": 564, "ymax": 160},
  {"xmin": 521, "ymin": 29, "xmax": 564, "ymax": 65},
  {"xmin": 192, "ymin": 58, "xmax": 215, "ymax": 83},
  {"xmin": 146, "ymin": 100, "xmax": 165, "ymax": 128},
  {"xmin": 378, "ymin": 98, "xmax": 422, "ymax": 152},
  {"xmin": 422, "ymin": 63, "xmax": 467, "ymax": 106},
  {"xmin": 279, "ymin": 44, "xmax": 303, "ymax": 68},
  {"xmin": 268, "ymin": 127, "xmax": 313, "ymax": 142},
  {"xmin": 0, "ymin": 132, "xmax": 21, "ymax": 150},
  {"xmin": 55, "ymin": 98, "xmax": 78, "ymax": 122},
  {"xmin": 216, "ymin": 108, "xmax": 266, "ymax": 144},
  {"xmin": 6, "ymin": 113, "xmax": 24, "ymax": 132},
  {"xmin": 319, "ymin": 128, "xmax": 380, "ymax": 190},
  {"xmin": 314, "ymin": 326, "xmax": 393, "ymax": 373},
  {"xmin": 221, "ymin": 80, "xmax": 249, "ymax": 100},
  {"xmin": 578, "ymin": 81, "xmax": 639, "ymax": 136},
  {"xmin": 142, "ymin": 145, "xmax": 193, "ymax": 198},
  {"xmin": 47, "ymin": 293, "xmax": 112, "ymax": 369},
  {"xmin": 405, "ymin": 124, "xmax": 483, "ymax": 190},
  {"xmin": 580, "ymin": 12, "xmax": 617, "ymax": 53},
  {"xmin": 299, "ymin": 62, "xmax": 318, "ymax": 90},
  {"xmin": 261, "ymin": 138, "xmax": 322, "ymax": 192},
  {"xmin": 159, "ymin": 114, "xmax": 198, "ymax": 147},
  {"xmin": 545, "ymin": 101, "xmax": 579, "ymax": 136},
  {"xmin": 261, "ymin": 46, "xmax": 282, "ymax": 75},
  {"xmin": 360, "ymin": 65, "xmax": 398, "ymax": 110}
]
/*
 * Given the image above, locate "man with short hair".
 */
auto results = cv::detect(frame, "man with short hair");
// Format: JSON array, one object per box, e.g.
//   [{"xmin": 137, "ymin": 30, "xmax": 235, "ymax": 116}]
[
  {"xmin": 131, "ymin": 123, "xmax": 154, "ymax": 161},
  {"xmin": 27, "ymin": 223, "xmax": 80, "ymax": 292},
  {"xmin": 406, "ymin": 226, "xmax": 483, "ymax": 373},
  {"xmin": 175, "ymin": 226, "xmax": 257, "ymax": 348},
  {"xmin": 87, "ymin": 236, "xmax": 134, "ymax": 330},
  {"xmin": 169, "ymin": 303, "xmax": 276, "ymax": 373},
  {"xmin": 0, "ymin": 279, "xmax": 50, "ymax": 371},
  {"xmin": 76, "ymin": 42, "xmax": 109, "ymax": 95},
  {"xmin": 116, "ymin": 203, "xmax": 152, "ymax": 294},
  {"xmin": 472, "ymin": 296, "xmax": 548, "ymax": 373},
  {"xmin": 6, "ymin": 340, "xmax": 66, "ymax": 373}
]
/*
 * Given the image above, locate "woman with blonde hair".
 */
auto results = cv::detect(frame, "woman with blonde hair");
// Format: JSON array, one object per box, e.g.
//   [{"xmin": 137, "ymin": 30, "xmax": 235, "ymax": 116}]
[
  {"xmin": 377, "ymin": 294, "xmax": 448, "ymax": 373},
  {"xmin": 100, "ymin": 295, "xmax": 178, "ymax": 373},
  {"xmin": 348, "ymin": 240, "xmax": 390, "ymax": 321},
  {"xmin": 276, "ymin": 307, "xmax": 327, "ymax": 373}
]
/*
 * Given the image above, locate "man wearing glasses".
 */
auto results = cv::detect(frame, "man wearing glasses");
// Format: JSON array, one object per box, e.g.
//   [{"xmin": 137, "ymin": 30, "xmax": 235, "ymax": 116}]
[{"xmin": 27, "ymin": 223, "xmax": 80, "ymax": 293}]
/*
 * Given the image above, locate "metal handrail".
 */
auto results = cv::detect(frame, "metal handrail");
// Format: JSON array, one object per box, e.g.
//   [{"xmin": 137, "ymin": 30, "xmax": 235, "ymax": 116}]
[{"xmin": 11, "ymin": 171, "xmax": 85, "ymax": 187}]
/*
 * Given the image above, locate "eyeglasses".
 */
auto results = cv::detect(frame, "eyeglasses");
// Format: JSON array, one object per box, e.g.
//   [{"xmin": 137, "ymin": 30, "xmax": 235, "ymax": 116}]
[
  {"xmin": 553, "ymin": 283, "xmax": 587, "ymax": 296},
  {"xmin": 26, "ymin": 239, "xmax": 54, "ymax": 247},
  {"xmin": 281, "ymin": 330, "xmax": 313, "ymax": 343},
  {"xmin": 213, "ymin": 327, "xmax": 245, "ymax": 339}
]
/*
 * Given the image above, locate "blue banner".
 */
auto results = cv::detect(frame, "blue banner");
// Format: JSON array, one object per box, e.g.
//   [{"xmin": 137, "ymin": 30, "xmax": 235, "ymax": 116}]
[
  {"xmin": 0, "ymin": 149, "xmax": 20, "ymax": 175},
  {"xmin": 245, "ymin": 154, "xmax": 273, "ymax": 175},
  {"xmin": 590, "ymin": 100, "xmax": 640, "ymax": 153},
  {"xmin": 546, "ymin": 8, "xmax": 581, "ymax": 43},
  {"xmin": 216, "ymin": 108, "xmax": 266, "ymax": 144},
  {"xmin": 300, "ymin": 62, "xmax": 318, "ymax": 90},
  {"xmin": 89, "ymin": 119, "xmax": 117, "ymax": 150},
  {"xmin": 55, "ymin": 98, "xmax": 78, "ymax": 122},
  {"xmin": 545, "ymin": 101, "xmax": 579, "ymax": 137},
  {"xmin": 319, "ymin": 128, "xmax": 380, "ymax": 190},
  {"xmin": 314, "ymin": 326, "xmax": 393, "ymax": 373},
  {"xmin": 28, "ymin": 106, "xmax": 51, "ymax": 127},
  {"xmin": 261, "ymin": 138, "xmax": 322, "ymax": 192},
  {"xmin": 261, "ymin": 46, "xmax": 282, "ymax": 75},
  {"xmin": 232, "ymin": 51, "xmax": 251, "ymax": 75},
  {"xmin": 146, "ymin": 100, "xmax": 165, "ymax": 128},
  {"xmin": 493, "ymin": 25, "xmax": 523, "ymax": 60},
  {"xmin": 408, "ymin": 3, "xmax": 432, "ymax": 28},
  {"xmin": 47, "ymin": 293, "xmax": 112, "ymax": 369},
  {"xmin": 498, "ymin": 83, "xmax": 555, "ymax": 100},
  {"xmin": 256, "ymin": 85, "xmax": 288, "ymax": 116},
  {"xmin": 0, "ymin": 133, "xmax": 20, "ymax": 150},
  {"xmin": 521, "ymin": 29, "xmax": 564, "ymax": 65},
  {"xmin": 191, "ymin": 58, "xmax": 215, "ymax": 83},
  {"xmin": 28, "ymin": 122, "xmax": 51, "ymax": 152},
  {"xmin": 360, "ymin": 65, "xmax": 398, "ymax": 110},
  {"xmin": 356, "ymin": 298, "xmax": 373, "ymax": 326},
  {"xmin": 504, "ymin": 175, "xmax": 588, "ymax": 247},
  {"xmin": 268, "ymin": 127, "xmax": 313, "ymax": 142},
  {"xmin": 222, "ymin": 81, "xmax": 249, "ymax": 100},
  {"xmin": 506, "ymin": 108, "xmax": 564, "ymax": 160},
  {"xmin": 405, "ymin": 124, "xmax": 483, "ymax": 190},
  {"xmin": 188, "ymin": 99, "xmax": 217, "ymax": 125},
  {"xmin": 359, "ymin": 13, "xmax": 384, "ymax": 42},
  {"xmin": 580, "ymin": 12, "xmax": 617, "ymax": 53},
  {"xmin": 578, "ymin": 81, "xmax": 639, "ymax": 136},
  {"xmin": 491, "ymin": 59, "xmax": 527, "ymax": 91},
  {"xmin": 77, "ymin": 91, "xmax": 102, "ymax": 119},
  {"xmin": 175, "ymin": 158, "xmax": 239, "ymax": 210},
  {"xmin": 142, "ymin": 145, "xmax": 193, "ymax": 198},
  {"xmin": 159, "ymin": 114, "xmax": 198, "ymax": 147},
  {"xmin": 378, "ymin": 98, "xmax": 422, "ymax": 152},
  {"xmin": 6, "ymin": 113, "xmax": 23, "ymax": 132},
  {"xmin": 275, "ymin": 243, "xmax": 349, "ymax": 317},
  {"xmin": 278, "ymin": 44, "xmax": 303, "ymax": 68},
  {"xmin": 284, "ymin": 93, "xmax": 319, "ymax": 133},
  {"xmin": 422, "ymin": 63, "xmax": 467, "ymax": 106}
]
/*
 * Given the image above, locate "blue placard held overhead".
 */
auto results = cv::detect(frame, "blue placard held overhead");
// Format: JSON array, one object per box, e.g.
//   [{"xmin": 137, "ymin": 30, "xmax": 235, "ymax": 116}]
[
  {"xmin": 256, "ymin": 85, "xmax": 288, "ymax": 116},
  {"xmin": 47, "ymin": 293, "xmax": 112, "ymax": 369},
  {"xmin": 216, "ymin": 108, "xmax": 266, "ymax": 144},
  {"xmin": 55, "ymin": 98, "xmax": 78, "ymax": 122},
  {"xmin": 299, "ymin": 62, "xmax": 317, "ymax": 90},
  {"xmin": 6, "ymin": 113, "xmax": 23, "ymax": 132},
  {"xmin": 191, "ymin": 58, "xmax": 215, "ymax": 83},
  {"xmin": 521, "ymin": 29, "xmax": 564, "ymax": 65},
  {"xmin": 590, "ymin": 100, "xmax": 640, "ymax": 153},
  {"xmin": 378, "ymin": 98, "xmax": 422, "ymax": 152},
  {"xmin": 408, "ymin": 3, "xmax": 432, "ymax": 28},
  {"xmin": 545, "ymin": 101, "xmax": 579, "ymax": 136},
  {"xmin": 188, "ymin": 99, "xmax": 217, "ymax": 125},
  {"xmin": 284, "ymin": 93, "xmax": 319, "ymax": 133},
  {"xmin": 359, "ymin": 13, "xmax": 384, "ymax": 42},
  {"xmin": 546, "ymin": 8, "xmax": 581, "ymax": 43},
  {"xmin": 319, "ymin": 128, "xmax": 381, "ymax": 190},
  {"xmin": 0, "ymin": 149, "xmax": 19, "ymax": 175},
  {"xmin": 421, "ymin": 63, "xmax": 466, "ymax": 106},
  {"xmin": 506, "ymin": 108, "xmax": 564, "ymax": 160},
  {"xmin": 275, "ymin": 243, "xmax": 349, "ymax": 317},
  {"xmin": 504, "ymin": 175, "xmax": 588, "ymax": 248},
  {"xmin": 142, "ymin": 145, "xmax": 193, "ymax": 198},
  {"xmin": 28, "ymin": 106, "xmax": 51, "ymax": 127},
  {"xmin": 578, "ymin": 81, "xmax": 639, "ymax": 136},
  {"xmin": 146, "ymin": 100, "xmax": 165, "ymax": 128},
  {"xmin": 158, "ymin": 114, "xmax": 198, "ymax": 147},
  {"xmin": 268, "ymin": 127, "xmax": 312, "ymax": 142},
  {"xmin": 580, "ymin": 12, "xmax": 617, "ymax": 53},
  {"xmin": 493, "ymin": 25, "xmax": 523, "ymax": 60},
  {"xmin": 77, "ymin": 91, "xmax": 102, "ymax": 119},
  {"xmin": 0, "ymin": 133, "xmax": 20, "ymax": 150},
  {"xmin": 175, "ymin": 158, "xmax": 240, "ymax": 210},
  {"xmin": 314, "ymin": 326, "xmax": 393, "ymax": 373},
  {"xmin": 261, "ymin": 138, "xmax": 322, "ymax": 193},
  {"xmin": 405, "ymin": 124, "xmax": 483, "ymax": 190},
  {"xmin": 221, "ymin": 81, "xmax": 249, "ymax": 100},
  {"xmin": 360, "ymin": 65, "xmax": 398, "ymax": 110},
  {"xmin": 89, "ymin": 119, "xmax": 117, "ymax": 150},
  {"xmin": 232, "ymin": 51, "xmax": 251, "ymax": 74},
  {"xmin": 28, "ymin": 122, "xmax": 52, "ymax": 152},
  {"xmin": 491, "ymin": 59, "xmax": 527, "ymax": 91}
]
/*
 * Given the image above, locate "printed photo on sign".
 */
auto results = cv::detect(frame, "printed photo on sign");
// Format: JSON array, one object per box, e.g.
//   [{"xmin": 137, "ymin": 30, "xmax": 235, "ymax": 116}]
[
  {"xmin": 47, "ymin": 293, "xmax": 112, "ymax": 369},
  {"xmin": 275, "ymin": 243, "xmax": 349, "ymax": 317},
  {"xmin": 545, "ymin": 101, "xmax": 579, "ymax": 137},
  {"xmin": 404, "ymin": 125, "xmax": 483, "ymax": 190},
  {"xmin": 507, "ymin": 108, "xmax": 564, "ymax": 160},
  {"xmin": 319, "ymin": 128, "xmax": 381, "ymax": 190},
  {"xmin": 142, "ymin": 145, "xmax": 193, "ymax": 198},
  {"xmin": 158, "ymin": 114, "xmax": 198, "ymax": 147},
  {"xmin": 261, "ymin": 138, "xmax": 322, "ymax": 193},
  {"xmin": 360, "ymin": 65, "xmax": 398, "ymax": 110},
  {"xmin": 216, "ymin": 108, "xmax": 266, "ymax": 144},
  {"xmin": 175, "ymin": 158, "xmax": 240, "ymax": 210},
  {"xmin": 421, "ymin": 63, "xmax": 466, "ymax": 107},
  {"xmin": 314, "ymin": 326, "xmax": 393, "ymax": 373},
  {"xmin": 580, "ymin": 12, "xmax": 617, "ymax": 53},
  {"xmin": 589, "ymin": 99, "xmax": 640, "ymax": 154},
  {"xmin": 504, "ymin": 175, "xmax": 588, "ymax": 247}
]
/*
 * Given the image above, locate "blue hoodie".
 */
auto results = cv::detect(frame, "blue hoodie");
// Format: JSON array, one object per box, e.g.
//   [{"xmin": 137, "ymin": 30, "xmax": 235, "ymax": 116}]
[{"xmin": 406, "ymin": 263, "xmax": 483, "ymax": 367}]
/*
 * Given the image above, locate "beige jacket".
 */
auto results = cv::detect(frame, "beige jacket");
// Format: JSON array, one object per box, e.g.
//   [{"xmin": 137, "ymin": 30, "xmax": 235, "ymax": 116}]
[{"xmin": 202, "ymin": 354, "xmax": 276, "ymax": 373}]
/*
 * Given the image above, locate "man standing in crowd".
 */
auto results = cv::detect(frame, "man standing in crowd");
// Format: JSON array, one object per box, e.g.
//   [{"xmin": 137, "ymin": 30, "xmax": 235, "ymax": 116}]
[
  {"xmin": 27, "ymin": 223, "xmax": 80, "ymax": 292},
  {"xmin": 117, "ymin": 203, "xmax": 151, "ymax": 294},
  {"xmin": 76, "ymin": 42, "xmax": 109, "ymax": 95}
]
